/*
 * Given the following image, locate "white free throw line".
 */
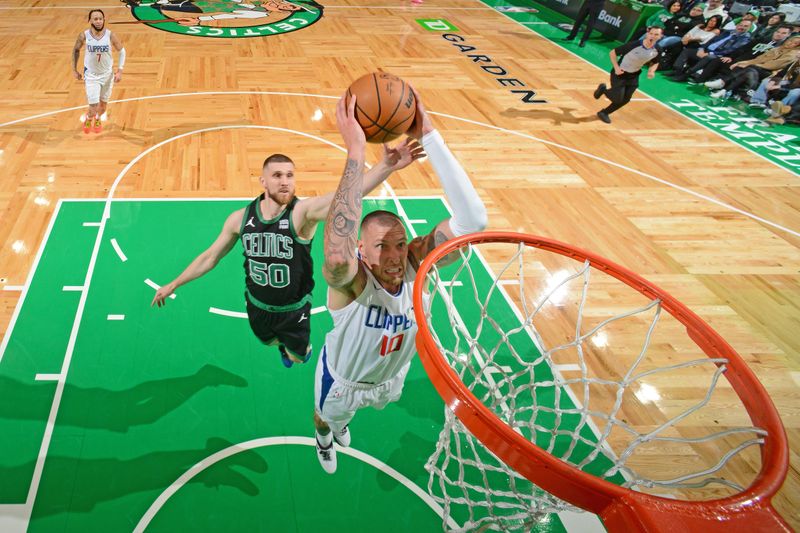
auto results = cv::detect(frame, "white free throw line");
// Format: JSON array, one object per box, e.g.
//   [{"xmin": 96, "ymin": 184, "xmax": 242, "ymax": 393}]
[
  {"xmin": 107, "ymin": 315, "xmax": 125, "ymax": 321},
  {"xmin": 34, "ymin": 374, "xmax": 62, "ymax": 382}
]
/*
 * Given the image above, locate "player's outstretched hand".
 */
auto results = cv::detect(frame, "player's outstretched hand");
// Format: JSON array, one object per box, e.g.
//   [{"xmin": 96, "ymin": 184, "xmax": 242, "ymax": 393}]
[
  {"xmin": 151, "ymin": 283, "xmax": 175, "ymax": 308},
  {"xmin": 336, "ymin": 91, "xmax": 366, "ymax": 153},
  {"xmin": 406, "ymin": 85, "xmax": 434, "ymax": 140},
  {"xmin": 73, "ymin": 70, "xmax": 83, "ymax": 81},
  {"xmin": 114, "ymin": 70, "xmax": 123, "ymax": 83},
  {"xmin": 382, "ymin": 138, "xmax": 425, "ymax": 171}
]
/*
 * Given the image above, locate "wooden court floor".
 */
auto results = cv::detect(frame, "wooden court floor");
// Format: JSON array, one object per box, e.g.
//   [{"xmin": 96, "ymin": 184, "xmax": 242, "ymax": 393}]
[{"xmin": 0, "ymin": 0, "xmax": 798, "ymax": 529}]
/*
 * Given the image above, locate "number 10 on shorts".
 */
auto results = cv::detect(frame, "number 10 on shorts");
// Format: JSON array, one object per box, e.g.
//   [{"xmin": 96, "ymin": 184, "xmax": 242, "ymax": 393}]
[{"xmin": 380, "ymin": 333, "xmax": 405, "ymax": 356}]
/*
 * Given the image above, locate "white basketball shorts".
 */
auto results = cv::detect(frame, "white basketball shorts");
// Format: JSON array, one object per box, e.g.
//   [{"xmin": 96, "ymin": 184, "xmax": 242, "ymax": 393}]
[
  {"xmin": 84, "ymin": 70, "xmax": 114, "ymax": 105},
  {"xmin": 314, "ymin": 346, "xmax": 410, "ymax": 434}
]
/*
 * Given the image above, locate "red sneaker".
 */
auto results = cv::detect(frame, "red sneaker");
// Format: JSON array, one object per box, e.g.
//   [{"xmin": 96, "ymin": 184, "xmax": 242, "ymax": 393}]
[
  {"xmin": 83, "ymin": 119, "xmax": 91, "ymax": 134},
  {"xmin": 93, "ymin": 118, "xmax": 102, "ymax": 133}
]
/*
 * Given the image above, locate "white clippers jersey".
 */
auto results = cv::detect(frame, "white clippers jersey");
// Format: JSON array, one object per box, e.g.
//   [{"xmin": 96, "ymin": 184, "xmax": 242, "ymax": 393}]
[
  {"xmin": 84, "ymin": 30, "xmax": 113, "ymax": 75},
  {"xmin": 323, "ymin": 264, "xmax": 420, "ymax": 385}
]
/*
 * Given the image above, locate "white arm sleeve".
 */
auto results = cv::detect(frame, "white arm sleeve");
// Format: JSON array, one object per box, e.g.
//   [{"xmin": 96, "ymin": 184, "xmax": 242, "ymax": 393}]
[
  {"xmin": 421, "ymin": 129, "xmax": 488, "ymax": 236},
  {"xmin": 117, "ymin": 48, "xmax": 126, "ymax": 70}
]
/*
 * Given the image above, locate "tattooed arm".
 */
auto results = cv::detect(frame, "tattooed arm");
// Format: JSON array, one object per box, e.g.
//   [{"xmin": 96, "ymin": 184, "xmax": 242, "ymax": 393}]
[
  {"xmin": 408, "ymin": 220, "xmax": 458, "ymax": 271},
  {"xmin": 323, "ymin": 94, "xmax": 367, "ymax": 295},
  {"xmin": 72, "ymin": 33, "xmax": 86, "ymax": 80}
]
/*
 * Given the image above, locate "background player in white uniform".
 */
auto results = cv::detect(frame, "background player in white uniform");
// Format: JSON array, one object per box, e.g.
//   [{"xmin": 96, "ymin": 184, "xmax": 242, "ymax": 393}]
[
  {"xmin": 313, "ymin": 91, "xmax": 488, "ymax": 473},
  {"xmin": 72, "ymin": 9, "xmax": 126, "ymax": 134}
]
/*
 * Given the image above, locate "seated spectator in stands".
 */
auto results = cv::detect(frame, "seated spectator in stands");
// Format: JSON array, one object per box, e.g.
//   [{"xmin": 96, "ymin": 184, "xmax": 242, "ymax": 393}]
[
  {"xmin": 753, "ymin": 12, "xmax": 787, "ymax": 42},
  {"xmin": 667, "ymin": 18, "xmax": 752, "ymax": 79},
  {"xmin": 708, "ymin": 35, "xmax": 800, "ymax": 99},
  {"xmin": 703, "ymin": 0, "xmax": 726, "ymax": 20},
  {"xmin": 722, "ymin": 10, "xmax": 760, "ymax": 33},
  {"xmin": 658, "ymin": 3, "xmax": 707, "ymax": 65},
  {"xmin": 766, "ymin": 98, "xmax": 800, "ymax": 125},
  {"xmin": 635, "ymin": 0, "xmax": 683, "ymax": 40},
  {"xmin": 752, "ymin": 59, "xmax": 800, "ymax": 109},
  {"xmin": 686, "ymin": 24, "xmax": 792, "ymax": 82}
]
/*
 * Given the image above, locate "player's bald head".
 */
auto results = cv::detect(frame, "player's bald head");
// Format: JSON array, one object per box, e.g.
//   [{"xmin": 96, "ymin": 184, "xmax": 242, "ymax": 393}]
[{"xmin": 360, "ymin": 210, "xmax": 404, "ymax": 233}]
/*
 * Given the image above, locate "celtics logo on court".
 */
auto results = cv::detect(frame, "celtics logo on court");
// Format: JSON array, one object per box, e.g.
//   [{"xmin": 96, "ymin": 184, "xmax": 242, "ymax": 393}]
[{"xmin": 122, "ymin": 0, "xmax": 324, "ymax": 38}]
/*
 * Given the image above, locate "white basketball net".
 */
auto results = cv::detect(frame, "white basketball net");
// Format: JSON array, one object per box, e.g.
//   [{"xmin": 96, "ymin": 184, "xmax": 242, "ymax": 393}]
[{"xmin": 421, "ymin": 240, "xmax": 767, "ymax": 532}]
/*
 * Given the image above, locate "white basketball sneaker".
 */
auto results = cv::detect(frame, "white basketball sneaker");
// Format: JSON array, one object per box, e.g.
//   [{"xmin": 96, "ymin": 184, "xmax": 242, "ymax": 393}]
[
  {"xmin": 316, "ymin": 433, "xmax": 337, "ymax": 474},
  {"xmin": 333, "ymin": 425, "xmax": 351, "ymax": 447}
]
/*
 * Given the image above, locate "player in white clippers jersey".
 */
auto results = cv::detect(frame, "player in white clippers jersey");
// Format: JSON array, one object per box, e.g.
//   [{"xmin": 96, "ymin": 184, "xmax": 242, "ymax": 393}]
[
  {"xmin": 72, "ymin": 9, "xmax": 126, "ymax": 134},
  {"xmin": 313, "ymin": 90, "xmax": 488, "ymax": 474}
]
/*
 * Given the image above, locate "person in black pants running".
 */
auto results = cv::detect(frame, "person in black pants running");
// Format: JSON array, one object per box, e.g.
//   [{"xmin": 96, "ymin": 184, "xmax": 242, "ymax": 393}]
[
  {"xmin": 563, "ymin": 0, "xmax": 607, "ymax": 47},
  {"xmin": 594, "ymin": 26, "xmax": 663, "ymax": 123}
]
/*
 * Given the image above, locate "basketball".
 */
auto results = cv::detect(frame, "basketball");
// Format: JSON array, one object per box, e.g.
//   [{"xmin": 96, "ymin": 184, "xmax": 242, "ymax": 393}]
[{"xmin": 346, "ymin": 72, "xmax": 416, "ymax": 144}]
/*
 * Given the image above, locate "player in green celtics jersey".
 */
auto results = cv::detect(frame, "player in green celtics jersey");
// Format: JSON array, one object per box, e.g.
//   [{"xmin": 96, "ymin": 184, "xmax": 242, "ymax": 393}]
[{"xmin": 151, "ymin": 140, "xmax": 424, "ymax": 367}]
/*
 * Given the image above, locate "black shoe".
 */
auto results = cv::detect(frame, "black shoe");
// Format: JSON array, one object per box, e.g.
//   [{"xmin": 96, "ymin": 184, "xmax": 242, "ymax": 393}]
[
  {"xmin": 562, "ymin": 35, "xmax": 575, "ymax": 42},
  {"xmin": 578, "ymin": 41, "xmax": 587, "ymax": 47},
  {"xmin": 593, "ymin": 83, "xmax": 606, "ymax": 100},
  {"xmin": 597, "ymin": 111, "xmax": 611, "ymax": 124}
]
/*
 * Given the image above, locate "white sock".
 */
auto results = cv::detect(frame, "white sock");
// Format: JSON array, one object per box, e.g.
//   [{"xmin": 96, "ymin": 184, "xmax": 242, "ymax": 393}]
[{"xmin": 317, "ymin": 430, "xmax": 333, "ymax": 447}]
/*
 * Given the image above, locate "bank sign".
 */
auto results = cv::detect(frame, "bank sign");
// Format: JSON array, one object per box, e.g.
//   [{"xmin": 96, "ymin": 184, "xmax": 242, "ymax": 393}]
[{"xmin": 537, "ymin": 0, "xmax": 640, "ymax": 40}]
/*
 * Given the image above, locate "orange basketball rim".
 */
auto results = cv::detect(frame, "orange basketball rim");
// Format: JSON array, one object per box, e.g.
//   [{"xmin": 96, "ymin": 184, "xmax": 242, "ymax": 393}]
[{"xmin": 412, "ymin": 231, "xmax": 790, "ymax": 532}]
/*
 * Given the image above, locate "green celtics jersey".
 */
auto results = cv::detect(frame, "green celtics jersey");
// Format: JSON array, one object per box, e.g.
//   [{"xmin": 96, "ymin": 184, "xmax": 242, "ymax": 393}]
[{"xmin": 240, "ymin": 195, "xmax": 314, "ymax": 310}]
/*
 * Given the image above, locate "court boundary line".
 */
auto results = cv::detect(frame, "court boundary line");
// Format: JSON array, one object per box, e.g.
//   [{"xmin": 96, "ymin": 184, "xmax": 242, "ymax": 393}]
[
  {"xmin": 0, "ymin": 91, "xmax": 795, "ymax": 237},
  {"xmin": 133, "ymin": 436, "xmax": 460, "ymax": 532}
]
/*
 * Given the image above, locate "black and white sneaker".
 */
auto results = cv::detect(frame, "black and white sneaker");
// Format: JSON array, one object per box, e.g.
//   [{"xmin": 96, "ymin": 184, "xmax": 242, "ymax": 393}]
[
  {"xmin": 316, "ymin": 434, "xmax": 337, "ymax": 474},
  {"xmin": 333, "ymin": 425, "xmax": 351, "ymax": 447}
]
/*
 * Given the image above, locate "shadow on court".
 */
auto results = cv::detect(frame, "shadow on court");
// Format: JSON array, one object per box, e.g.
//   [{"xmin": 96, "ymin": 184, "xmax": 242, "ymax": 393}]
[
  {"xmin": 8, "ymin": 437, "xmax": 268, "ymax": 519},
  {"xmin": 0, "ymin": 364, "xmax": 247, "ymax": 432},
  {"xmin": 501, "ymin": 107, "xmax": 597, "ymax": 125},
  {"xmin": 379, "ymin": 430, "xmax": 438, "ymax": 494},
  {"xmin": 394, "ymin": 377, "xmax": 444, "ymax": 425}
]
